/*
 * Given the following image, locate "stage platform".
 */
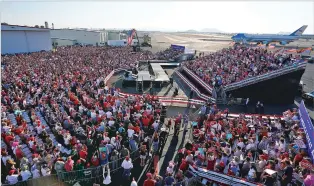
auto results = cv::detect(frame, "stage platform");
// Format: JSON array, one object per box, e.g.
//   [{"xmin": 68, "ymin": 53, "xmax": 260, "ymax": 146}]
[
  {"xmin": 150, "ymin": 63, "xmax": 170, "ymax": 82},
  {"xmin": 137, "ymin": 71, "xmax": 152, "ymax": 81}
]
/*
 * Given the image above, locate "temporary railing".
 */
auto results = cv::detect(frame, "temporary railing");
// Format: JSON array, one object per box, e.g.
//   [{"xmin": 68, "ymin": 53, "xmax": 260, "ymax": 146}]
[
  {"xmin": 104, "ymin": 67, "xmax": 216, "ymax": 104},
  {"xmin": 173, "ymin": 70, "xmax": 215, "ymax": 103},
  {"xmin": 189, "ymin": 165, "xmax": 261, "ymax": 186},
  {"xmin": 182, "ymin": 66, "xmax": 213, "ymax": 94},
  {"xmin": 56, "ymin": 142, "xmax": 141, "ymax": 184},
  {"xmin": 2, "ymin": 174, "xmax": 60, "ymax": 186},
  {"xmin": 224, "ymin": 62, "xmax": 307, "ymax": 91}
]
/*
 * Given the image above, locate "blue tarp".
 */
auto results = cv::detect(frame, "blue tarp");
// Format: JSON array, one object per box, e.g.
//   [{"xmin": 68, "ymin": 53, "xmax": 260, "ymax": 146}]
[
  {"xmin": 299, "ymin": 101, "xmax": 314, "ymax": 163},
  {"xmin": 171, "ymin": 44, "xmax": 185, "ymax": 51}
]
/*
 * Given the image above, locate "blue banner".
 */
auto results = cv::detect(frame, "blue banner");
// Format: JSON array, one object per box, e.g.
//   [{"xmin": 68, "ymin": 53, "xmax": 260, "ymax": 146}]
[
  {"xmin": 171, "ymin": 44, "xmax": 185, "ymax": 51},
  {"xmin": 298, "ymin": 101, "xmax": 314, "ymax": 163}
]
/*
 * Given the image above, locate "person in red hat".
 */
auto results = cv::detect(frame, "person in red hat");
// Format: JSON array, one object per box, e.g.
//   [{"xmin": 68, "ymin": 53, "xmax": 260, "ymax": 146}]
[
  {"xmin": 143, "ymin": 173, "xmax": 155, "ymax": 186},
  {"xmin": 6, "ymin": 169, "xmax": 20, "ymax": 185},
  {"xmin": 121, "ymin": 156, "xmax": 133, "ymax": 179},
  {"xmin": 207, "ymin": 150, "xmax": 216, "ymax": 171}
]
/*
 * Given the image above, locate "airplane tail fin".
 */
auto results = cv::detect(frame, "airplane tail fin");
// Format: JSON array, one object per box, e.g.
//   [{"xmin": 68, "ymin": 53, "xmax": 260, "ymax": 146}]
[{"xmin": 289, "ymin": 25, "xmax": 308, "ymax": 36}]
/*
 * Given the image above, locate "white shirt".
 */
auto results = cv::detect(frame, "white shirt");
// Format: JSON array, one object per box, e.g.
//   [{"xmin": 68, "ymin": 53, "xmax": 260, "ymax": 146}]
[
  {"xmin": 103, "ymin": 136, "xmax": 110, "ymax": 143},
  {"xmin": 246, "ymin": 143, "xmax": 256, "ymax": 151},
  {"xmin": 237, "ymin": 142, "xmax": 245, "ymax": 149},
  {"xmin": 31, "ymin": 168, "xmax": 41, "ymax": 179},
  {"xmin": 41, "ymin": 167, "xmax": 51, "ymax": 176},
  {"xmin": 2, "ymin": 126, "xmax": 11, "ymax": 133},
  {"xmin": 99, "ymin": 110, "xmax": 105, "ymax": 116},
  {"xmin": 91, "ymin": 112, "xmax": 96, "ymax": 119},
  {"xmin": 6, "ymin": 175, "xmax": 19, "ymax": 184},
  {"xmin": 21, "ymin": 170, "xmax": 32, "ymax": 181},
  {"xmin": 108, "ymin": 120, "xmax": 115, "ymax": 127},
  {"xmin": 248, "ymin": 168, "xmax": 256, "ymax": 178},
  {"xmin": 1, "ymin": 155, "xmax": 11, "ymax": 166},
  {"xmin": 36, "ymin": 126, "xmax": 43, "ymax": 134},
  {"xmin": 121, "ymin": 160, "xmax": 133, "ymax": 169},
  {"xmin": 152, "ymin": 122, "xmax": 159, "ymax": 130},
  {"xmin": 106, "ymin": 111, "xmax": 112, "ymax": 118},
  {"xmin": 64, "ymin": 135, "xmax": 72, "ymax": 145},
  {"xmin": 127, "ymin": 129, "xmax": 135, "ymax": 138},
  {"xmin": 79, "ymin": 106, "xmax": 84, "ymax": 113}
]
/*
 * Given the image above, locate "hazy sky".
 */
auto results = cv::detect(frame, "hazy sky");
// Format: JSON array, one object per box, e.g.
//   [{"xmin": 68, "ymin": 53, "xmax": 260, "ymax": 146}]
[{"xmin": 1, "ymin": 1, "xmax": 314, "ymax": 34}]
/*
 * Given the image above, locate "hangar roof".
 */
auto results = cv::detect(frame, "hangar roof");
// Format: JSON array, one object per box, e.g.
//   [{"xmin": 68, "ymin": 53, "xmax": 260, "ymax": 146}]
[{"xmin": 1, "ymin": 24, "xmax": 50, "ymax": 31}]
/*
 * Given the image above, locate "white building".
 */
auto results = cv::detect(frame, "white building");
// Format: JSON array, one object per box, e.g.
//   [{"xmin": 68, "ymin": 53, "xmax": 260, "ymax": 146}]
[
  {"xmin": 50, "ymin": 29, "xmax": 106, "ymax": 46},
  {"xmin": 1, "ymin": 24, "xmax": 52, "ymax": 54}
]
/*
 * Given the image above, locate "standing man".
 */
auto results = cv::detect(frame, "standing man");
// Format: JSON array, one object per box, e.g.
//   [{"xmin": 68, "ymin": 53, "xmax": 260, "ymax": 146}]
[
  {"xmin": 121, "ymin": 156, "xmax": 133, "ymax": 180},
  {"xmin": 143, "ymin": 173, "xmax": 156, "ymax": 186}
]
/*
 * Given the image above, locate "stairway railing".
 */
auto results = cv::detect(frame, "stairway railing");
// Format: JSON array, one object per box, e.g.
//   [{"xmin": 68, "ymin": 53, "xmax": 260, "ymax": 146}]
[
  {"xmin": 173, "ymin": 70, "xmax": 215, "ymax": 103},
  {"xmin": 182, "ymin": 66, "xmax": 213, "ymax": 94},
  {"xmin": 224, "ymin": 62, "xmax": 307, "ymax": 91}
]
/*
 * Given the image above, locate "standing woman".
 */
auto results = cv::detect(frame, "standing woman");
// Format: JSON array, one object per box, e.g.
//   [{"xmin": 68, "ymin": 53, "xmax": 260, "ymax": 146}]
[
  {"xmin": 152, "ymin": 132, "xmax": 159, "ymax": 154},
  {"xmin": 140, "ymin": 145, "xmax": 147, "ymax": 167}
]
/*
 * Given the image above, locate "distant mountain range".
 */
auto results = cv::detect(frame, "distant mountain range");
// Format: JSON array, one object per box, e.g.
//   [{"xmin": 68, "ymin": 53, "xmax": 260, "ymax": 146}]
[{"xmin": 183, "ymin": 28, "xmax": 223, "ymax": 33}]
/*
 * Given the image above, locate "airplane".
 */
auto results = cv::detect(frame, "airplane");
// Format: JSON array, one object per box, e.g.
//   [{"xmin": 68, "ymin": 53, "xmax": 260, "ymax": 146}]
[{"xmin": 231, "ymin": 25, "xmax": 308, "ymax": 46}]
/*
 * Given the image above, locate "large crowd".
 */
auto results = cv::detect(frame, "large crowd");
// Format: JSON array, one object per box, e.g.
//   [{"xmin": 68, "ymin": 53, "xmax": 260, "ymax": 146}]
[
  {"xmin": 0, "ymin": 46, "xmax": 165, "ymax": 185},
  {"xmin": 1, "ymin": 45, "xmax": 313, "ymax": 186},
  {"xmin": 154, "ymin": 48, "xmax": 184, "ymax": 60},
  {"xmin": 183, "ymin": 46, "xmax": 301, "ymax": 87},
  {"xmin": 164, "ymin": 104, "xmax": 314, "ymax": 186}
]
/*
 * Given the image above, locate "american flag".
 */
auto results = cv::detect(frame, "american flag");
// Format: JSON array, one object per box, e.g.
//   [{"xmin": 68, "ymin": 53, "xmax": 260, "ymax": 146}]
[{"xmin": 127, "ymin": 29, "xmax": 136, "ymax": 45}]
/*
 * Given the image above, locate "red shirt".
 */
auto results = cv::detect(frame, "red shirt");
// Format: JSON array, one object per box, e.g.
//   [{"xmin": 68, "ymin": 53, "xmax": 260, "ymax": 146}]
[
  {"xmin": 15, "ymin": 148, "xmax": 23, "ymax": 159},
  {"xmin": 142, "ymin": 117, "xmax": 150, "ymax": 127},
  {"xmin": 91, "ymin": 157, "xmax": 99, "ymax": 167},
  {"xmin": 294, "ymin": 154, "xmax": 303, "ymax": 164},
  {"xmin": 65, "ymin": 160, "xmax": 74, "ymax": 172},
  {"xmin": 79, "ymin": 150, "xmax": 88, "ymax": 160},
  {"xmin": 5, "ymin": 135, "xmax": 14, "ymax": 144},
  {"xmin": 133, "ymin": 126, "xmax": 140, "ymax": 133},
  {"xmin": 143, "ymin": 179, "xmax": 156, "ymax": 186}
]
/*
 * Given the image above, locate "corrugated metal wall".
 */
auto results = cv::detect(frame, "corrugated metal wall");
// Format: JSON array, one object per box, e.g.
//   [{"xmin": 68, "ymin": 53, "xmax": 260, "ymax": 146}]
[
  {"xmin": 50, "ymin": 29, "xmax": 104, "ymax": 45},
  {"xmin": 1, "ymin": 30, "xmax": 52, "ymax": 54}
]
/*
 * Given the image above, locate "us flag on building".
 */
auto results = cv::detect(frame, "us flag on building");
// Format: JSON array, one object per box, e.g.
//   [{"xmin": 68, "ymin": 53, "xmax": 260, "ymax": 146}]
[{"xmin": 127, "ymin": 29, "xmax": 136, "ymax": 45}]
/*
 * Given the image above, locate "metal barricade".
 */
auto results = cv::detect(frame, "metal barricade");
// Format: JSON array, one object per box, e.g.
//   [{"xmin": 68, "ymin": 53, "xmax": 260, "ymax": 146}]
[
  {"xmin": 2, "ymin": 174, "xmax": 60, "ymax": 186},
  {"xmin": 57, "ymin": 148, "xmax": 140, "ymax": 184}
]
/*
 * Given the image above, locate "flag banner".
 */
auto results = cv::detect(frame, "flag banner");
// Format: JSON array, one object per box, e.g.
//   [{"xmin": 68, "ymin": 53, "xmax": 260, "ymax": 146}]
[
  {"xmin": 298, "ymin": 47, "xmax": 312, "ymax": 53},
  {"xmin": 286, "ymin": 49, "xmax": 297, "ymax": 53},
  {"xmin": 268, "ymin": 45, "xmax": 275, "ymax": 49},
  {"xmin": 298, "ymin": 101, "xmax": 314, "ymax": 163},
  {"xmin": 127, "ymin": 29, "xmax": 136, "ymax": 45}
]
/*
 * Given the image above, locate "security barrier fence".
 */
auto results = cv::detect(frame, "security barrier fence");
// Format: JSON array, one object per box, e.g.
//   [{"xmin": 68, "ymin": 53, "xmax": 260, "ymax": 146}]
[{"xmin": 2, "ymin": 174, "xmax": 61, "ymax": 186}]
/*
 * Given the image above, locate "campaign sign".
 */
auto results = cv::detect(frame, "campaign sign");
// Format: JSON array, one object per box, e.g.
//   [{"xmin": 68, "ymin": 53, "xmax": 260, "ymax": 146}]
[
  {"xmin": 171, "ymin": 44, "xmax": 185, "ymax": 51},
  {"xmin": 298, "ymin": 101, "xmax": 314, "ymax": 163}
]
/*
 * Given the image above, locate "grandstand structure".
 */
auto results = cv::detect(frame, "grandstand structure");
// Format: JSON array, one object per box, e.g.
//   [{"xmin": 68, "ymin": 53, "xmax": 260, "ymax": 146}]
[{"xmin": 179, "ymin": 57, "xmax": 307, "ymax": 104}]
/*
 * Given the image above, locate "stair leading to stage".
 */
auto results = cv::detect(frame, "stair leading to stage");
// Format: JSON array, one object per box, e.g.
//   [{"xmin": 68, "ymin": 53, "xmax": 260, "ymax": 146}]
[{"xmin": 181, "ymin": 61, "xmax": 307, "ymax": 104}]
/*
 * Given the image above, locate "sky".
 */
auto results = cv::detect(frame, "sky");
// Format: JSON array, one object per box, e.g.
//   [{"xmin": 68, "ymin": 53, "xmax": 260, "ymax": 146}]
[{"xmin": 1, "ymin": 1, "xmax": 314, "ymax": 34}]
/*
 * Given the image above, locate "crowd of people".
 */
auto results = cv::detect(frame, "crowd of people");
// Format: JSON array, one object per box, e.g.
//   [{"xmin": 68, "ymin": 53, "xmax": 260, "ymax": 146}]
[
  {"xmin": 1, "ymin": 46, "xmax": 167, "ymax": 185},
  {"xmin": 154, "ymin": 48, "xmax": 184, "ymax": 60},
  {"xmin": 183, "ymin": 45, "xmax": 301, "ymax": 87},
  {"xmin": 1, "ymin": 45, "xmax": 313, "ymax": 186},
  {"xmin": 167, "ymin": 104, "xmax": 314, "ymax": 186}
]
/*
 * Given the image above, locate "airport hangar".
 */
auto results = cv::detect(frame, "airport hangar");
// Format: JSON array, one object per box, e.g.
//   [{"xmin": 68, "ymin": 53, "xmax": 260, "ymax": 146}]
[
  {"xmin": 1, "ymin": 24, "xmax": 52, "ymax": 54},
  {"xmin": 50, "ymin": 29, "xmax": 126, "ymax": 46}
]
